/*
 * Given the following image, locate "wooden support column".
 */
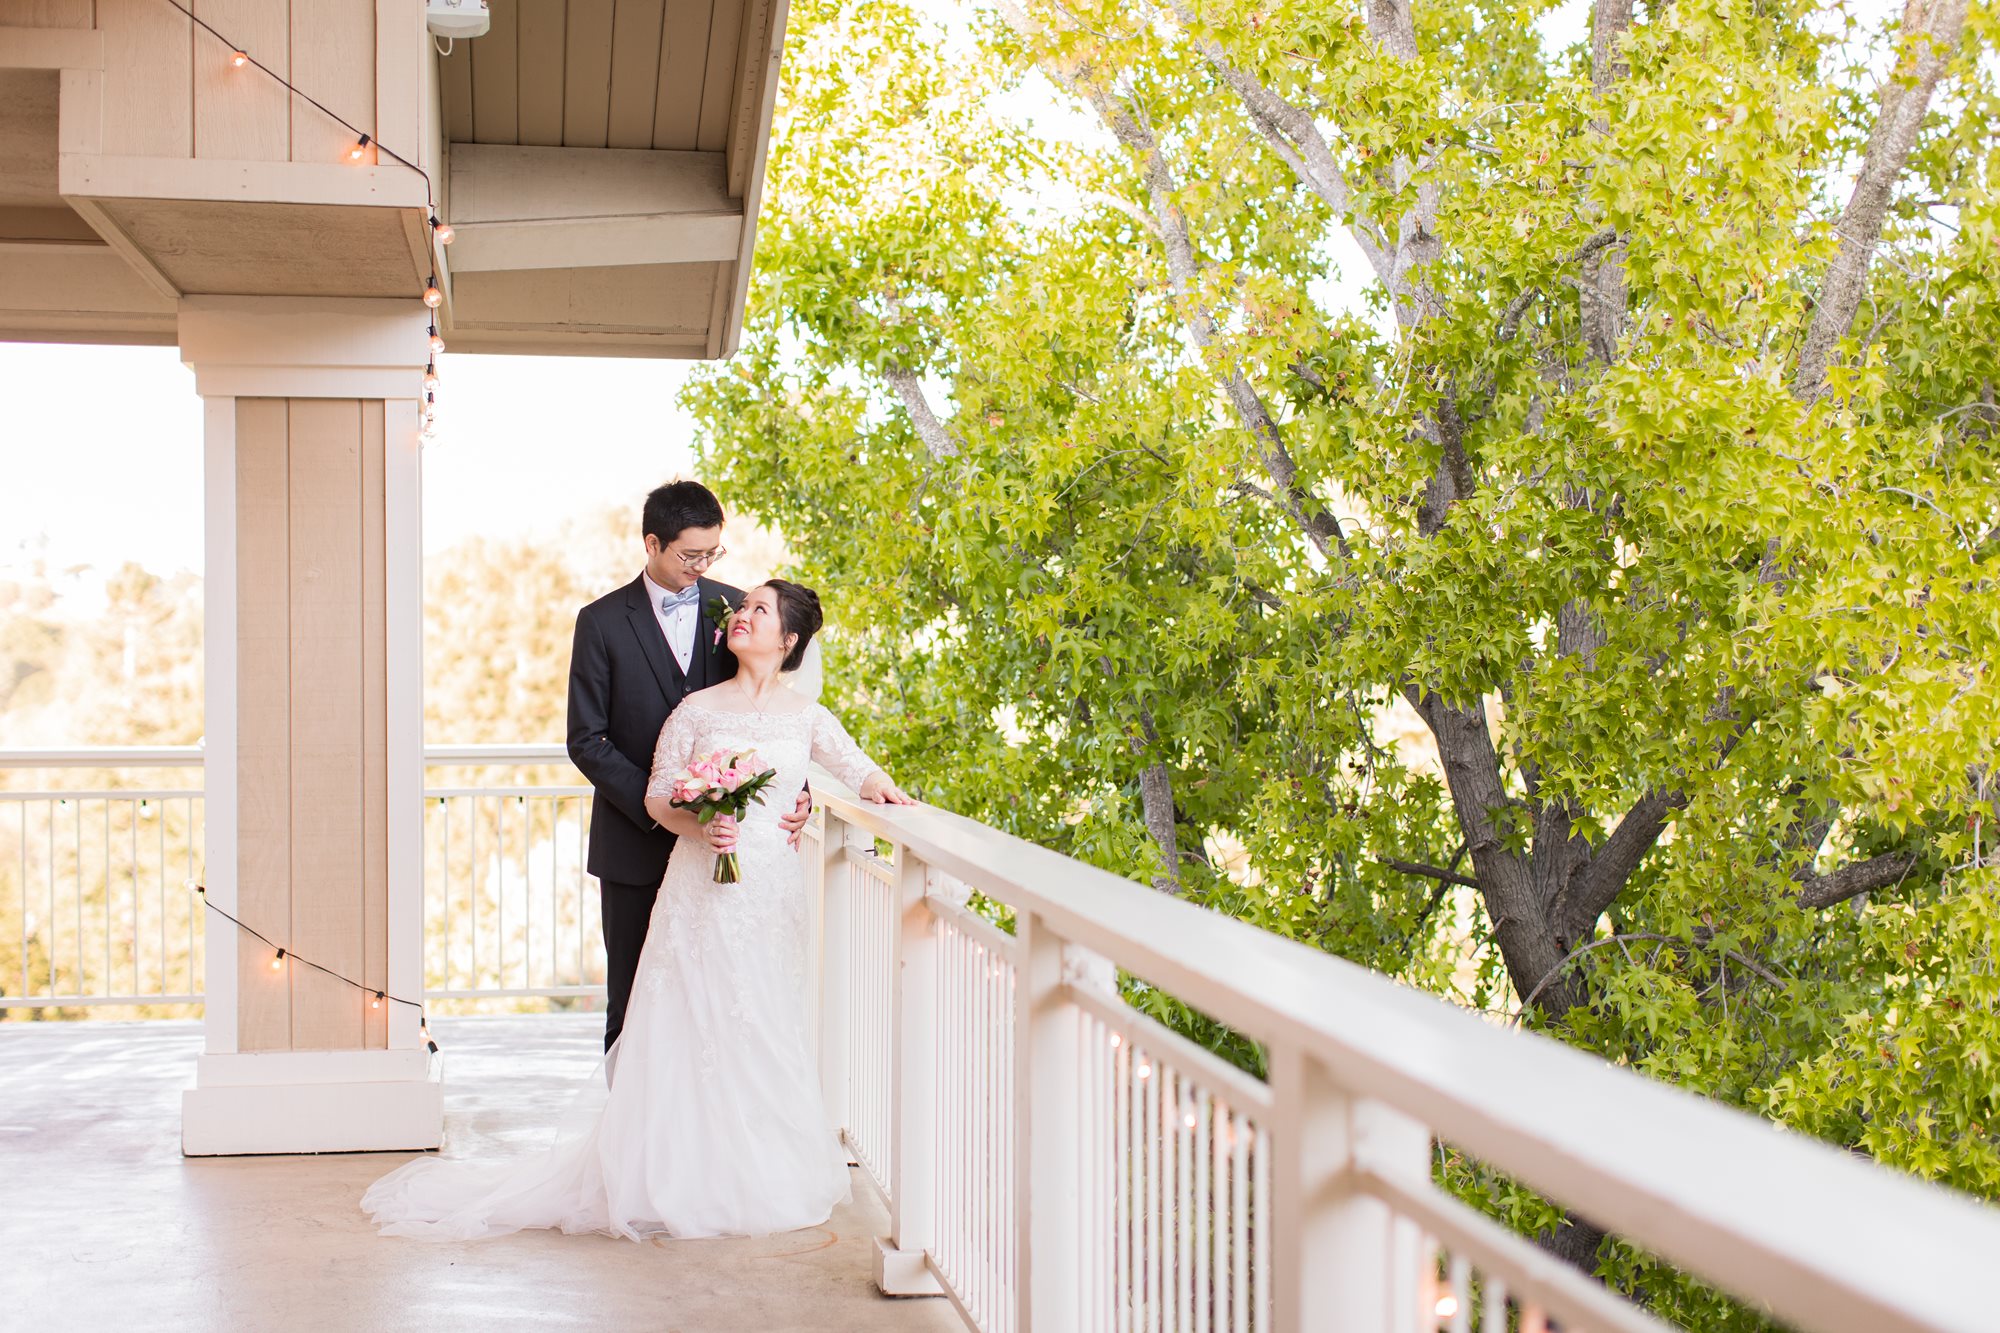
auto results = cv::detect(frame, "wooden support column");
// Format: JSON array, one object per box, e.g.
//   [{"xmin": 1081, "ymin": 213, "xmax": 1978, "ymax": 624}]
[
  {"xmin": 179, "ymin": 295, "xmax": 440, "ymax": 1155},
  {"xmin": 874, "ymin": 845, "xmax": 944, "ymax": 1296},
  {"xmin": 1269, "ymin": 1048, "xmax": 1430, "ymax": 1333},
  {"xmin": 1015, "ymin": 911, "xmax": 1084, "ymax": 1330}
]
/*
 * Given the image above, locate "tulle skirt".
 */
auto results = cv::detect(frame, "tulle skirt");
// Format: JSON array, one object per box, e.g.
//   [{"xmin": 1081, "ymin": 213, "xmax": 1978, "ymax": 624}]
[{"xmin": 362, "ymin": 821, "xmax": 849, "ymax": 1241}]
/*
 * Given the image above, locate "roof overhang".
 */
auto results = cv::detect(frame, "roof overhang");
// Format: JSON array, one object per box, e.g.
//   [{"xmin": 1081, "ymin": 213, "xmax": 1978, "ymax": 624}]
[{"xmin": 0, "ymin": 0, "xmax": 788, "ymax": 360}]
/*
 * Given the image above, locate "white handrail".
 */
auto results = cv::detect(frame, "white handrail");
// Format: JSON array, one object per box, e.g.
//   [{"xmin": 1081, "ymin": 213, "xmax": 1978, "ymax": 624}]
[
  {"xmin": 0, "ymin": 746, "xmax": 204, "ymax": 767},
  {"xmin": 421, "ymin": 744, "xmax": 569, "ymax": 764},
  {"xmin": 810, "ymin": 777, "xmax": 2000, "ymax": 1333},
  {"xmin": 0, "ymin": 745, "xmax": 574, "ymax": 767}
]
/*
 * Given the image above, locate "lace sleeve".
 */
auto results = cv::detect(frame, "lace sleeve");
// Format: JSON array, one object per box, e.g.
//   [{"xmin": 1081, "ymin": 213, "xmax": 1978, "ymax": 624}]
[
  {"xmin": 645, "ymin": 703, "xmax": 704, "ymax": 800},
  {"xmin": 810, "ymin": 704, "xmax": 883, "ymax": 792}
]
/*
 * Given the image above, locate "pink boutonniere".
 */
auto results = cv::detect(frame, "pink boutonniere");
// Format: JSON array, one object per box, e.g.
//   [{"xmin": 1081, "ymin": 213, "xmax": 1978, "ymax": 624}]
[{"xmin": 705, "ymin": 595, "xmax": 735, "ymax": 650}]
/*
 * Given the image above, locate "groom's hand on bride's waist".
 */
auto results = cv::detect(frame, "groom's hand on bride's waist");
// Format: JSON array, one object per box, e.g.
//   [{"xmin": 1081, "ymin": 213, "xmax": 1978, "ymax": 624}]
[{"xmin": 780, "ymin": 786, "xmax": 812, "ymax": 849}]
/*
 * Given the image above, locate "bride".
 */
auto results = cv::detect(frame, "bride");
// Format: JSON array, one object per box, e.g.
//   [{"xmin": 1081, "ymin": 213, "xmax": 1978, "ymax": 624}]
[{"xmin": 363, "ymin": 579, "xmax": 915, "ymax": 1241}]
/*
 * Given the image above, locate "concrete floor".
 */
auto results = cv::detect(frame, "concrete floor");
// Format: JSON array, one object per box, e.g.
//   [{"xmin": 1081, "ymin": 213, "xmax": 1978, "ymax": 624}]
[{"xmin": 0, "ymin": 1014, "xmax": 962, "ymax": 1333}]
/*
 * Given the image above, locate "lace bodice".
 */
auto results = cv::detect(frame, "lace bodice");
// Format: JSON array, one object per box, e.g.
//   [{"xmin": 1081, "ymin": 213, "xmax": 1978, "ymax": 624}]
[{"xmin": 645, "ymin": 694, "xmax": 881, "ymax": 819}]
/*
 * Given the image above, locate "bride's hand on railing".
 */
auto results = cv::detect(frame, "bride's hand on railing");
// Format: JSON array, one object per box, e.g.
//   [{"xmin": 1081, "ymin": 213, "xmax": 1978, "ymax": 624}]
[
  {"xmin": 703, "ymin": 813, "xmax": 739, "ymax": 852},
  {"xmin": 860, "ymin": 773, "xmax": 917, "ymax": 806}
]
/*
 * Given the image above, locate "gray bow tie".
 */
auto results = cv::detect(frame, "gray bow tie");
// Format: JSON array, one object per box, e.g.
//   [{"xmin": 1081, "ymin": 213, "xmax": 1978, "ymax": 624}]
[{"xmin": 660, "ymin": 585, "xmax": 701, "ymax": 613}]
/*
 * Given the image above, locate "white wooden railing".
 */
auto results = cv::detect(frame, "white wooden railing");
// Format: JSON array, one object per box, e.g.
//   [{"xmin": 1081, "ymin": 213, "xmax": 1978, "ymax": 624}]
[
  {"xmin": 419, "ymin": 743, "xmax": 602, "ymax": 1000},
  {"xmin": 0, "ymin": 744, "xmax": 606, "ymax": 1007},
  {"xmin": 804, "ymin": 778, "xmax": 2000, "ymax": 1333},
  {"xmin": 11, "ymin": 747, "xmax": 2000, "ymax": 1333},
  {"xmin": 0, "ymin": 747, "xmax": 206, "ymax": 1008}
]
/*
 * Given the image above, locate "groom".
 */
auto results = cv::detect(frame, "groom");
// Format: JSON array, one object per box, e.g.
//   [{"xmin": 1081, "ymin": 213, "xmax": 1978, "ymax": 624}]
[{"xmin": 567, "ymin": 480, "xmax": 811, "ymax": 1051}]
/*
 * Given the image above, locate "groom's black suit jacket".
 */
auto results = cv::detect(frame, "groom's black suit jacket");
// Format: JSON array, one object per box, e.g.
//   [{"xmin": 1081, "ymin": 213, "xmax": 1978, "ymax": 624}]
[{"xmin": 567, "ymin": 574, "xmax": 741, "ymax": 885}]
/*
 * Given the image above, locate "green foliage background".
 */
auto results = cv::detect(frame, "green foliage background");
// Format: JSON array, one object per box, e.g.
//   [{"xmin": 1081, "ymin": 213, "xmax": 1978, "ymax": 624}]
[{"xmin": 685, "ymin": 0, "xmax": 2000, "ymax": 1321}]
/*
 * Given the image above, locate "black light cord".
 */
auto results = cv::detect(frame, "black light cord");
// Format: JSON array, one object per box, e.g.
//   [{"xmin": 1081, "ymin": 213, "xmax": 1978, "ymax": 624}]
[
  {"xmin": 191, "ymin": 883, "xmax": 439, "ymax": 1054},
  {"xmin": 153, "ymin": 0, "xmax": 437, "ymax": 213}
]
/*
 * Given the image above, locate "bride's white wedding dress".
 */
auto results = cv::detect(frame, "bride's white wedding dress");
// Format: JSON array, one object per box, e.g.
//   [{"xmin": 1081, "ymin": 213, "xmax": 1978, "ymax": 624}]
[{"xmin": 363, "ymin": 693, "xmax": 882, "ymax": 1241}]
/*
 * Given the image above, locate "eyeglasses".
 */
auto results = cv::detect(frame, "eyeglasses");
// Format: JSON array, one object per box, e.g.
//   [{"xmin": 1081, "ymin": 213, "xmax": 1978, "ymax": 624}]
[{"xmin": 669, "ymin": 546, "xmax": 726, "ymax": 569}]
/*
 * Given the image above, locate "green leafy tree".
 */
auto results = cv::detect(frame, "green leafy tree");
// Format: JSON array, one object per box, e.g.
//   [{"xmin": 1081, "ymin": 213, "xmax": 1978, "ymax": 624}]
[{"xmin": 689, "ymin": 0, "xmax": 2000, "ymax": 1315}]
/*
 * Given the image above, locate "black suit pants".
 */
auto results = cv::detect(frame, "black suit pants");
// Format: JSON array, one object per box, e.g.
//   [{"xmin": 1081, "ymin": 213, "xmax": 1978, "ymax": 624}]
[{"xmin": 600, "ymin": 873, "xmax": 664, "ymax": 1052}]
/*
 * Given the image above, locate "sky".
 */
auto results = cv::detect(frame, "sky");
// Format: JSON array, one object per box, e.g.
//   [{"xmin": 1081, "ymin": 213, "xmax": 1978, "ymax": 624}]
[{"xmin": 0, "ymin": 343, "xmax": 705, "ymax": 612}]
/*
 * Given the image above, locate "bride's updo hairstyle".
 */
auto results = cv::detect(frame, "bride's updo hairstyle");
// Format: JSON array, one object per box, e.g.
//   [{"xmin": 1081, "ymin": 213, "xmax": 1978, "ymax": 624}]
[{"xmin": 763, "ymin": 580, "xmax": 823, "ymax": 672}]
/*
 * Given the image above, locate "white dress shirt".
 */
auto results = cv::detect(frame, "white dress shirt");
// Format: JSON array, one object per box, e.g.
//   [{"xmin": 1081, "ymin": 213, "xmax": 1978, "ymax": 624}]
[{"xmin": 642, "ymin": 569, "xmax": 701, "ymax": 675}]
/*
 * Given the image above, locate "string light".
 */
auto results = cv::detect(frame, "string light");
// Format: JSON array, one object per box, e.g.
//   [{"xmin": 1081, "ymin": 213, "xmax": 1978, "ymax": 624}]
[
  {"xmin": 430, "ymin": 216, "xmax": 455, "ymax": 245},
  {"xmin": 229, "ymin": 49, "xmax": 249, "ymax": 67},
  {"xmin": 423, "ymin": 278, "xmax": 443, "ymax": 308},
  {"xmin": 347, "ymin": 132, "xmax": 372, "ymax": 163},
  {"xmin": 189, "ymin": 881, "xmax": 437, "ymax": 1055},
  {"xmin": 1435, "ymin": 1294, "xmax": 1461, "ymax": 1320},
  {"xmin": 423, "ymin": 363, "xmax": 439, "ymax": 392},
  {"xmin": 428, "ymin": 325, "xmax": 446, "ymax": 355},
  {"xmin": 1137, "ymin": 1061, "xmax": 1153, "ymax": 1080}
]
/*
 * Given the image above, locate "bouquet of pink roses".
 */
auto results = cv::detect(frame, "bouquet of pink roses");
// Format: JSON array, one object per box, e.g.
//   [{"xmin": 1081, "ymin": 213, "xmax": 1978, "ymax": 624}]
[{"xmin": 665, "ymin": 747, "xmax": 780, "ymax": 883}]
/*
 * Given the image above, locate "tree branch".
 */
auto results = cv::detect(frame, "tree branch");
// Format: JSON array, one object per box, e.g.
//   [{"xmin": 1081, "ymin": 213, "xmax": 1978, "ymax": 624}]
[
  {"xmin": 1382, "ymin": 857, "xmax": 1481, "ymax": 889},
  {"xmin": 998, "ymin": 2, "xmax": 1352, "ymax": 566},
  {"xmin": 1793, "ymin": 0, "xmax": 1969, "ymax": 399},
  {"xmin": 1557, "ymin": 787, "xmax": 1682, "ymax": 940},
  {"xmin": 1132, "ymin": 704, "xmax": 1182, "ymax": 894},
  {"xmin": 1796, "ymin": 849, "xmax": 1921, "ymax": 910},
  {"xmin": 1163, "ymin": 0, "xmax": 1396, "ymax": 287},
  {"xmin": 1496, "ymin": 228, "xmax": 1622, "ymax": 342},
  {"xmin": 881, "ymin": 363, "xmax": 960, "ymax": 460},
  {"xmin": 1580, "ymin": 0, "xmax": 1635, "ymax": 366}
]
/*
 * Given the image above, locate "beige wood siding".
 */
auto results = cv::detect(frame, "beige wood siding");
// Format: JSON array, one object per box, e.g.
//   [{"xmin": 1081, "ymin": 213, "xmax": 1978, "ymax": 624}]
[
  {"xmin": 193, "ymin": 0, "xmax": 290, "ymax": 161},
  {"xmin": 93, "ymin": 0, "xmax": 382, "ymax": 166},
  {"xmin": 99, "ymin": 0, "xmax": 194, "ymax": 159},
  {"xmin": 232, "ymin": 397, "xmax": 389, "ymax": 1052},
  {"xmin": 439, "ymin": 0, "xmax": 752, "ymax": 165}
]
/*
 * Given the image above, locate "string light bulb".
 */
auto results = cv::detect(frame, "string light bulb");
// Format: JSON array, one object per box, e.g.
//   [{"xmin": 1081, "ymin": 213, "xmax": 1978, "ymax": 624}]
[
  {"xmin": 371, "ymin": 992, "xmax": 384, "ymax": 1009},
  {"xmin": 430, "ymin": 216, "xmax": 454, "ymax": 245},
  {"xmin": 423, "ymin": 280, "xmax": 443, "ymax": 308},
  {"xmin": 230, "ymin": 50, "xmax": 249, "ymax": 68},
  {"xmin": 271, "ymin": 948, "xmax": 286, "ymax": 971},
  {"xmin": 428, "ymin": 326, "xmax": 445, "ymax": 355},
  {"xmin": 1435, "ymin": 1294, "xmax": 1460, "ymax": 1320},
  {"xmin": 423, "ymin": 364, "xmax": 439, "ymax": 392},
  {"xmin": 347, "ymin": 133, "xmax": 372, "ymax": 163},
  {"xmin": 1136, "ymin": 1062, "xmax": 1152, "ymax": 1080}
]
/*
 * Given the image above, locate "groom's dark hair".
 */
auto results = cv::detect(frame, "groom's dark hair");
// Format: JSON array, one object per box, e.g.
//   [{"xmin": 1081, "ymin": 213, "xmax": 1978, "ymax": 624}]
[
  {"xmin": 643, "ymin": 480, "xmax": 725, "ymax": 547},
  {"xmin": 764, "ymin": 580, "xmax": 823, "ymax": 673}
]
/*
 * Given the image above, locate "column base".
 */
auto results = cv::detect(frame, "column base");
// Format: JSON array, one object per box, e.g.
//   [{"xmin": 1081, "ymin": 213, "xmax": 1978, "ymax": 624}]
[
  {"xmin": 181, "ymin": 1048, "xmax": 443, "ymax": 1155},
  {"xmin": 873, "ymin": 1239, "xmax": 944, "ymax": 1296}
]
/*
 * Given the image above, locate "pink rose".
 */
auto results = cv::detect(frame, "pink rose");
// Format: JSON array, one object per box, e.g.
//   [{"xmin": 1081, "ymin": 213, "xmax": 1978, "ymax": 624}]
[
  {"xmin": 692, "ymin": 759, "xmax": 721, "ymax": 782},
  {"xmin": 733, "ymin": 750, "xmax": 761, "ymax": 772},
  {"xmin": 718, "ymin": 768, "xmax": 746, "ymax": 793}
]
